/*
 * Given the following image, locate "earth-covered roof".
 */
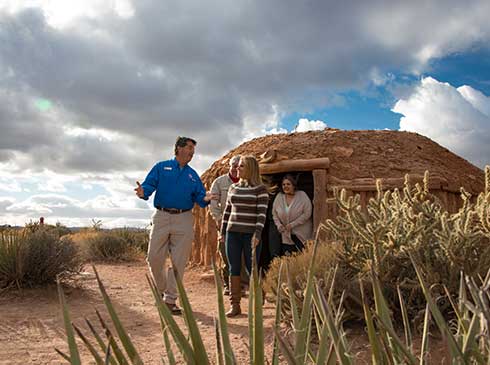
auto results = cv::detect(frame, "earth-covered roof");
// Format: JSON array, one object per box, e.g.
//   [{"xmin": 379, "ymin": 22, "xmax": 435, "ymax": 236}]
[{"xmin": 201, "ymin": 129, "xmax": 484, "ymax": 194}]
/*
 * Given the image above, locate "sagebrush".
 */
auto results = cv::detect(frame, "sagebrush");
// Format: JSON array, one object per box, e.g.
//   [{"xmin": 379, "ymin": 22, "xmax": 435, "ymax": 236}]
[
  {"xmin": 84, "ymin": 231, "xmax": 140, "ymax": 262},
  {"xmin": 0, "ymin": 227, "xmax": 82, "ymax": 289}
]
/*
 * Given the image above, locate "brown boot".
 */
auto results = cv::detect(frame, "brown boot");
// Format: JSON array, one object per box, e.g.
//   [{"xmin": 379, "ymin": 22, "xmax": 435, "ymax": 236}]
[{"xmin": 226, "ymin": 276, "xmax": 242, "ymax": 317}]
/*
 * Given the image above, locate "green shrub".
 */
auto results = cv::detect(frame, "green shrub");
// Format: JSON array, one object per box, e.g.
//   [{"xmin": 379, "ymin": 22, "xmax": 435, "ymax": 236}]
[
  {"xmin": 0, "ymin": 228, "xmax": 82, "ymax": 289},
  {"xmin": 85, "ymin": 232, "xmax": 139, "ymax": 262},
  {"xmin": 111, "ymin": 227, "xmax": 149, "ymax": 253},
  {"xmin": 24, "ymin": 221, "xmax": 72, "ymax": 237},
  {"xmin": 265, "ymin": 170, "xmax": 490, "ymax": 322}
]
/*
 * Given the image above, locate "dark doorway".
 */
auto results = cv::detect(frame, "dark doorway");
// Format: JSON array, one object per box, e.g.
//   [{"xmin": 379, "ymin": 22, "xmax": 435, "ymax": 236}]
[{"xmin": 259, "ymin": 171, "xmax": 314, "ymax": 272}]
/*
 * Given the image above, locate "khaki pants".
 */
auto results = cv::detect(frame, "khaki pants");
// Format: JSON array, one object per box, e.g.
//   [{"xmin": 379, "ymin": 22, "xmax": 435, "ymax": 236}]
[{"xmin": 147, "ymin": 209, "xmax": 193, "ymax": 305}]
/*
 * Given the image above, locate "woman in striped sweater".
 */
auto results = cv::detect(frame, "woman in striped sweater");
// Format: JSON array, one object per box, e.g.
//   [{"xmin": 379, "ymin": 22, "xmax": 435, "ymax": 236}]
[{"xmin": 220, "ymin": 155, "xmax": 269, "ymax": 317}]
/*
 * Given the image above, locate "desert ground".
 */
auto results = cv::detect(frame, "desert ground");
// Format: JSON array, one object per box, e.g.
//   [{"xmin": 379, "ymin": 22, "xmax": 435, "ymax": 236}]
[
  {"xmin": 0, "ymin": 260, "xmax": 278, "ymax": 364},
  {"xmin": 1, "ymin": 260, "xmax": 450, "ymax": 364}
]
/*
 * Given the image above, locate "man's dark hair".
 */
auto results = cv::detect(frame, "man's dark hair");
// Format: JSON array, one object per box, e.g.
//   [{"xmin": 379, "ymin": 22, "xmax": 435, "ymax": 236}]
[{"xmin": 174, "ymin": 136, "xmax": 197, "ymax": 155}]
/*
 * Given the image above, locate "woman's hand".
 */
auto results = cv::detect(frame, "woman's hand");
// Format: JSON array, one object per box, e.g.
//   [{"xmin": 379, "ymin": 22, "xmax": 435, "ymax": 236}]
[
  {"xmin": 285, "ymin": 223, "xmax": 292, "ymax": 231},
  {"xmin": 204, "ymin": 191, "xmax": 218, "ymax": 202},
  {"xmin": 218, "ymin": 232, "xmax": 225, "ymax": 244},
  {"xmin": 252, "ymin": 236, "xmax": 260, "ymax": 248},
  {"xmin": 277, "ymin": 224, "xmax": 285, "ymax": 233}
]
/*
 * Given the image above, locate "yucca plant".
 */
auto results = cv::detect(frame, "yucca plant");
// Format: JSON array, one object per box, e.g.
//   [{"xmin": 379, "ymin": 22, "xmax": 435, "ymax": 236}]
[
  {"xmin": 56, "ymin": 252, "xmax": 268, "ymax": 364},
  {"xmin": 0, "ymin": 229, "xmax": 25, "ymax": 290},
  {"xmin": 57, "ymin": 252, "xmax": 490, "ymax": 364},
  {"xmin": 274, "ymin": 237, "xmax": 352, "ymax": 365}
]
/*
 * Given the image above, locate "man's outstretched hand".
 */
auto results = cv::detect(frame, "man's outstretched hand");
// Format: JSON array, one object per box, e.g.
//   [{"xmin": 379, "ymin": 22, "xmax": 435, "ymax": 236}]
[{"xmin": 134, "ymin": 181, "xmax": 145, "ymax": 198}]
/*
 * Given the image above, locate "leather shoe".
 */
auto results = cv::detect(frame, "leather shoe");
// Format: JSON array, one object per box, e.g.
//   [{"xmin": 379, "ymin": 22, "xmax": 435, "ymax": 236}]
[{"xmin": 165, "ymin": 302, "xmax": 182, "ymax": 315}]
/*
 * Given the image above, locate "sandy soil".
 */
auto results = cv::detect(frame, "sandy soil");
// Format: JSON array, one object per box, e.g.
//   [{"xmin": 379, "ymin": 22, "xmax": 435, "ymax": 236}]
[
  {"xmin": 0, "ymin": 260, "xmax": 277, "ymax": 364},
  {"xmin": 0, "ymin": 260, "xmax": 450, "ymax": 364}
]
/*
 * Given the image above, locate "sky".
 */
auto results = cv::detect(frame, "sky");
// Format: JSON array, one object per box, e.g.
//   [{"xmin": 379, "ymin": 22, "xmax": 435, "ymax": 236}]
[{"xmin": 1, "ymin": 0, "xmax": 489, "ymax": 228}]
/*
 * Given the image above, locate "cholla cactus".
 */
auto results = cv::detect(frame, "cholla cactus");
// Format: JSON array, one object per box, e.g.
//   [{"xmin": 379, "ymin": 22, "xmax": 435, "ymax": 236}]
[
  {"xmin": 485, "ymin": 166, "xmax": 490, "ymax": 196},
  {"xmin": 477, "ymin": 166, "xmax": 490, "ymax": 235},
  {"xmin": 323, "ymin": 170, "xmax": 490, "ymax": 318}
]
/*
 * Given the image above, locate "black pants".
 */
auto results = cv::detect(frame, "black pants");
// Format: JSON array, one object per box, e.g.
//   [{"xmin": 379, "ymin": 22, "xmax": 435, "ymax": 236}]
[
  {"xmin": 281, "ymin": 234, "xmax": 304, "ymax": 256},
  {"xmin": 268, "ymin": 220, "xmax": 282, "ymax": 260}
]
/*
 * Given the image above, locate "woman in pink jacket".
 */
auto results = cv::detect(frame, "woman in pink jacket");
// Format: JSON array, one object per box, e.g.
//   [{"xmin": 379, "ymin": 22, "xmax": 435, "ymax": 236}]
[{"xmin": 272, "ymin": 174, "xmax": 313, "ymax": 255}]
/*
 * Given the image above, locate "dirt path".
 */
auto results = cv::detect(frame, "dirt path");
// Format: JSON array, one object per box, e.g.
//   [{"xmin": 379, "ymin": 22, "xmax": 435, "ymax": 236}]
[
  {"xmin": 0, "ymin": 261, "xmax": 277, "ymax": 364},
  {"xmin": 0, "ymin": 261, "xmax": 451, "ymax": 364}
]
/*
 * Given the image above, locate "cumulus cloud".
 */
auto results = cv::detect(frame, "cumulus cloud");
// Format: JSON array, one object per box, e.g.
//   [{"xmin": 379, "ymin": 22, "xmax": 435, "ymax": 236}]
[
  {"xmin": 393, "ymin": 77, "xmax": 490, "ymax": 168},
  {"xmin": 0, "ymin": 170, "xmax": 155, "ymax": 227},
  {"xmin": 294, "ymin": 118, "xmax": 328, "ymax": 132},
  {"xmin": 5, "ymin": 191, "xmax": 152, "ymax": 227},
  {"xmin": 1, "ymin": 1, "xmax": 490, "ymax": 176},
  {"xmin": 241, "ymin": 104, "xmax": 287, "ymax": 141},
  {"xmin": 0, "ymin": 197, "xmax": 15, "ymax": 213},
  {"xmin": 0, "ymin": 179, "xmax": 23, "ymax": 193},
  {"xmin": 2, "ymin": 1, "xmax": 490, "ymax": 226}
]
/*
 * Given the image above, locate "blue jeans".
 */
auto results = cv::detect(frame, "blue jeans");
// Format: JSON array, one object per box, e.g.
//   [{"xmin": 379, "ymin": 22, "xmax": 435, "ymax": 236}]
[{"xmin": 225, "ymin": 231, "xmax": 261, "ymax": 276}]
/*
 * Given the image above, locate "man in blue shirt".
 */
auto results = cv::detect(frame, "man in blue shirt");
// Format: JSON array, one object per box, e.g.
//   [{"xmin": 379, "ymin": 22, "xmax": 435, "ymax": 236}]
[{"xmin": 135, "ymin": 136, "xmax": 215, "ymax": 314}]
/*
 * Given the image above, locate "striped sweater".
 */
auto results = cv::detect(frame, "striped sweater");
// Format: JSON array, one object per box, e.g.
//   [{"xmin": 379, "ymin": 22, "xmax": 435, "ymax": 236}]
[{"xmin": 220, "ymin": 183, "xmax": 269, "ymax": 238}]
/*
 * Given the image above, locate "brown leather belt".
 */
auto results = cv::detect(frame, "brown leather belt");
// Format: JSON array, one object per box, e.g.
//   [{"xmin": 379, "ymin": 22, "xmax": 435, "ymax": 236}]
[{"xmin": 156, "ymin": 206, "xmax": 191, "ymax": 214}]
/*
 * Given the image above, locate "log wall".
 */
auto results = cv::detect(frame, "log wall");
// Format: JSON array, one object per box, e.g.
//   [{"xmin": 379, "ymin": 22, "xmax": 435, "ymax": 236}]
[
  {"xmin": 191, "ymin": 209, "xmax": 218, "ymax": 267},
  {"xmin": 190, "ymin": 171, "xmax": 474, "ymax": 267},
  {"xmin": 323, "ymin": 173, "xmax": 467, "ymax": 222}
]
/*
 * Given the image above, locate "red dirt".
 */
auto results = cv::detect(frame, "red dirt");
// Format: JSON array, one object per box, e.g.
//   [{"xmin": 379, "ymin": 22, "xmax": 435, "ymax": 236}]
[
  {"xmin": 0, "ymin": 261, "xmax": 449, "ymax": 364},
  {"xmin": 201, "ymin": 130, "xmax": 484, "ymax": 194},
  {"xmin": 0, "ymin": 261, "xmax": 275, "ymax": 364}
]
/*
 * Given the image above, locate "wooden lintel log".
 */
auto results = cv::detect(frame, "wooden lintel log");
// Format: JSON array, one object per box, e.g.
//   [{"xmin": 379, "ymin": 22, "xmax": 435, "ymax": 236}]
[
  {"xmin": 260, "ymin": 157, "xmax": 330, "ymax": 175},
  {"xmin": 329, "ymin": 175, "xmax": 448, "ymax": 186},
  {"xmin": 313, "ymin": 169, "xmax": 328, "ymax": 233},
  {"xmin": 328, "ymin": 184, "xmax": 429, "ymax": 192}
]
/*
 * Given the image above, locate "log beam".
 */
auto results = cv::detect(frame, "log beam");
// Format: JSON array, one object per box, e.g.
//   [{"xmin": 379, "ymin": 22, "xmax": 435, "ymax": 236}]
[
  {"xmin": 326, "ymin": 174, "xmax": 455, "ymax": 192},
  {"xmin": 313, "ymin": 169, "xmax": 328, "ymax": 233},
  {"xmin": 260, "ymin": 157, "xmax": 330, "ymax": 175}
]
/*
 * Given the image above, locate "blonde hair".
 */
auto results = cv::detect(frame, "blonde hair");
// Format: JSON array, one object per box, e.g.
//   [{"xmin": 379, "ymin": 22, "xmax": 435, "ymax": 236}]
[{"xmin": 239, "ymin": 155, "xmax": 262, "ymax": 187}]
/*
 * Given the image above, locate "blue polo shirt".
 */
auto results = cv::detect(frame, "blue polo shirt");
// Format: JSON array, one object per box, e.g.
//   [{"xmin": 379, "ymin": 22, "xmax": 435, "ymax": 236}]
[{"xmin": 140, "ymin": 158, "xmax": 209, "ymax": 210}]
